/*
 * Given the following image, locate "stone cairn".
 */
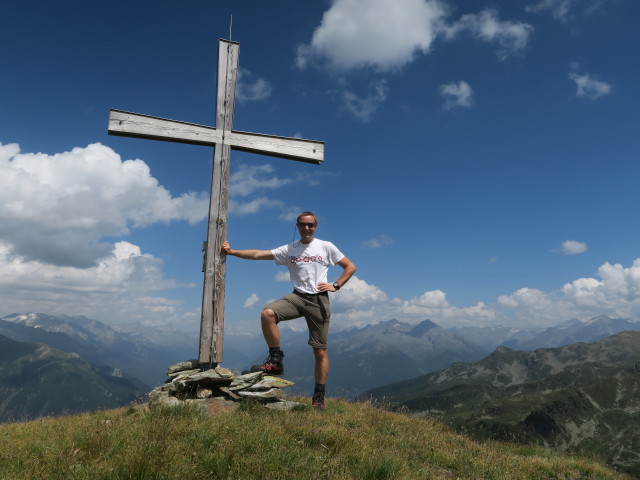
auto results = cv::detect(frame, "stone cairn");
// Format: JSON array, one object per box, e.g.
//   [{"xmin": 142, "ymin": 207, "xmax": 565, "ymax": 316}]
[{"xmin": 147, "ymin": 360, "xmax": 305, "ymax": 415}]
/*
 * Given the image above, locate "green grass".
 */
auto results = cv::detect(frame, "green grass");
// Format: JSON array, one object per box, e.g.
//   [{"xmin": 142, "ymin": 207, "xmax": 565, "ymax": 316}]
[{"xmin": 0, "ymin": 397, "xmax": 631, "ymax": 480}]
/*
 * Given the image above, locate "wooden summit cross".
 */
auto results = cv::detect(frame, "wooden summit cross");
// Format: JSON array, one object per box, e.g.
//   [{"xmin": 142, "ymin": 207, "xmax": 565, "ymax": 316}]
[{"xmin": 108, "ymin": 39, "xmax": 324, "ymax": 367}]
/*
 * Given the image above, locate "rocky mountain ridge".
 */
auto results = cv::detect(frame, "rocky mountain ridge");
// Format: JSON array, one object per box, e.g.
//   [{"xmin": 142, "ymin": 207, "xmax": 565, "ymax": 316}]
[
  {"xmin": 0, "ymin": 334, "xmax": 148, "ymax": 422},
  {"xmin": 363, "ymin": 331, "xmax": 640, "ymax": 478},
  {"xmin": 449, "ymin": 315, "xmax": 640, "ymax": 351},
  {"xmin": 4, "ymin": 311, "xmax": 640, "ymax": 411},
  {"xmin": 0, "ymin": 313, "xmax": 195, "ymax": 386},
  {"xmin": 275, "ymin": 318, "xmax": 488, "ymax": 396}
]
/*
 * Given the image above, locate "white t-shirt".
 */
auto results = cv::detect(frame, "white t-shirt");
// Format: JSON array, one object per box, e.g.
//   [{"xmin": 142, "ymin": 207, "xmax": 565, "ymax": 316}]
[{"xmin": 271, "ymin": 239, "xmax": 345, "ymax": 294}]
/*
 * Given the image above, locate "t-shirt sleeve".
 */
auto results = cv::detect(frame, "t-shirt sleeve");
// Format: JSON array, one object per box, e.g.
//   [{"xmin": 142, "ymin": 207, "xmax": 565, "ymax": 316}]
[
  {"xmin": 271, "ymin": 244, "xmax": 289, "ymax": 266},
  {"xmin": 326, "ymin": 242, "xmax": 345, "ymax": 265}
]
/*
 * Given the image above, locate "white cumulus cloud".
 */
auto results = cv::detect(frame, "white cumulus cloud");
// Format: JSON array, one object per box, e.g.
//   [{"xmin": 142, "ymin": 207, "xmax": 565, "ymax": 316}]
[
  {"xmin": 236, "ymin": 68, "xmax": 273, "ymax": 103},
  {"xmin": 230, "ymin": 164, "xmax": 294, "ymax": 197},
  {"xmin": 331, "ymin": 276, "xmax": 389, "ymax": 309},
  {"xmin": 328, "ymin": 256, "xmax": 640, "ymax": 331},
  {"xmin": 0, "ymin": 142, "xmax": 208, "ymax": 268},
  {"xmin": 329, "ymin": 277, "xmax": 496, "ymax": 329},
  {"xmin": 275, "ymin": 271, "xmax": 291, "ymax": 282},
  {"xmin": 561, "ymin": 240, "xmax": 588, "ymax": 255},
  {"xmin": 296, "ymin": 0, "xmax": 447, "ymax": 72},
  {"xmin": 443, "ymin": 9, "xmax": 534, "ymax": 60},
  {"xmin": 0, "ymin": 239, "xmax": 192, "ymax": 325},
  {"xmin": 243, "ymin": 293, "xmax": 261, "ymax": 309},
  {"xmin": 228, "ymin": 163, "xmax": 321, "ymax": 217},
  {"xmin": 569, "ymin": 72, "xmax": 612, "ymax": 100},
  {"xmin": 497, "ymin": 259, "xmax": 640, "ymax": 325},
  {"xmin": 296, "ymin": 1, "xmax": 532, "ymax": 123},
  {"xmin": 526, "ymin": 0, "xmax": 609, "ymax": 21},
  {"xmin": 440, "ymin": 80, "xmax": 473, "ymax": 110},
  {"xmin": 362, "ymin": 234, "xmax": 394, "ymax": 249},
  {"xmin": 342, "ymin": 80, "xmax": 389, "ymax": 123},
  {"xmin": 563, "ymin": 261, "xmax": 640, "ymax": 312},
  {"xmin": 498, "ymin": 287, "xmax": 555, "ymax": 314}
]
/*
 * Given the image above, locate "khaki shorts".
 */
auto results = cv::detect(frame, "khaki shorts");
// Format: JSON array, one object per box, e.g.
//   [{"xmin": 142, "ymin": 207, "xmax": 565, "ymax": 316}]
[{"xmin": 266, "ymin": 292, "xmax": 330, "ymax": 349}]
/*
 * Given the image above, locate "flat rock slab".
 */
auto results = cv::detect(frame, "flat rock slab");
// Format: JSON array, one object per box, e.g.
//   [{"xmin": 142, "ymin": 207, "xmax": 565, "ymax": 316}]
[
  {"xmin": 228, "ymin": 371, "xmax": 267, "ymax": 391},
  {"xmin": 264, "ymin": 400, "xmax": 307, "ymax": 411},
  {"xmin": 255, "ymin": 376, "xmax": 295, "ymax": 389},
  {"xmin": 174, "ymin": 369, "xmax": 234, "ymax": 390},
  {"xmin": 168, "ymin": 368, "xmax": 200, "ymax": 379},
  {"xmin": 148, "ymin": 388, "xmax": 183, "ymax": 408},
  {"xmin": 167, "ymin": 359, "xmax": 200, "ymax": 375},
  {"xmin": 237, "ymin": 387, "xmax": 285, "ymax": 400}
]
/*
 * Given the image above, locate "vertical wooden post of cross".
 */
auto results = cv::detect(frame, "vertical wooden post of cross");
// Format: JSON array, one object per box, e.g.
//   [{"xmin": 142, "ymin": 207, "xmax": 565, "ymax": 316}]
[{"xmin": 199, "ymin": 40, "xmax": 238, "ymax": 368}]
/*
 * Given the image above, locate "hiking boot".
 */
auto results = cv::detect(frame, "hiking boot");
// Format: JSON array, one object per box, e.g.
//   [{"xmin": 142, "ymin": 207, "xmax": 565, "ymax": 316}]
[
  {"xmin": 312, "ymin": 391, "xmax": 325, "ymax": 410},
  {"xmin": 244, "ymin": 350, "xmax": 284, "ymax": 376}
]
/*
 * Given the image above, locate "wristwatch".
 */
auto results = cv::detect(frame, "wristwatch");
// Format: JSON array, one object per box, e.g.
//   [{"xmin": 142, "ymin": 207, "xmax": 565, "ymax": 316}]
[{"xmin": 332, "ymin": 282, "xmax": 341, "ymax": 291}]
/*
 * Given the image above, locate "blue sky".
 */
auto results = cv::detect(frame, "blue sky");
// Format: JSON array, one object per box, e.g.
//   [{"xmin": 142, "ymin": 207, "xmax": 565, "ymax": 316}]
[{"xmin": 1, "ymin": 0, "xmax": 639, "ymax": 338}]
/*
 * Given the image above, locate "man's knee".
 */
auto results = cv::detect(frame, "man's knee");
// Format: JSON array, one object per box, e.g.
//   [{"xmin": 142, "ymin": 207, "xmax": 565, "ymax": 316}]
[
  {"xmin": 261, "ymin": 308, "xmax": 277, "ymax": 323},
  {"xmin": 313, "ymin": 347, "xmax": 328, "ymax": 359}
]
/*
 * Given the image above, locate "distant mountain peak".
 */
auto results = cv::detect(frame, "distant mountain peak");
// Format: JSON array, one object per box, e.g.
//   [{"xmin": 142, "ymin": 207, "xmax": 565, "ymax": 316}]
[
  {"xmin": 408, "ymin": 319, "xmax": 440, "ymax": 338},
  {"xmin": 585, "ymin": 314, "xmax": 613, "ymax": 325},
  {"xmin": 4, "ymin": 313, "xmax": 37, "ymax": 323}
]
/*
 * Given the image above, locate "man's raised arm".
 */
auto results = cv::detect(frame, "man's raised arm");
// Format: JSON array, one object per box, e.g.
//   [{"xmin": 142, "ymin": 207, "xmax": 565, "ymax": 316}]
[
  {"xmin": 318, "ymin": 256, "xmax": 357, "ymax": 292},
  {"xmin": 222, "ymin": 241, "xmax": 274, "ymax": 260}
]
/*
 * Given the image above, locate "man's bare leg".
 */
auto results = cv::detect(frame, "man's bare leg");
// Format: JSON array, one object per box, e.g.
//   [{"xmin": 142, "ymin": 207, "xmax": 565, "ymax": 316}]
[
  {"xmin": 261, "ymin": 308, "xmax": 280, "ymax": 348},
  {"xmin": 312, "ymin": 347, "xmax": 328, "ymax": 409},
  {"xmin": 241, "ymin": 308, "xmax": 285, "ymax": 375},
  {"xmin": 313, "ymin": 347, "xmax": 328, "ymax": 384}
]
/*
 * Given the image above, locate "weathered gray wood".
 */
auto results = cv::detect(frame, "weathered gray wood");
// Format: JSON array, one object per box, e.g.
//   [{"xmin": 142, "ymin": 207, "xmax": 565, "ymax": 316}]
[
  {"xmin": 200, "ymin": 39, "xmax": 238, "ymax": 366},
  {"xmin": 107, "ymin": 38, "xmax": 324, "ymax": 368},
  {"xmin": 109, "ymin": 109, "xmax": 225, "ymax": 146},
  {"xmin": 228, "ymin": 130, "xmax": 323, "ymax": 164},
  {"xmin": 109, "ymin": 110, "xmax": 324, "ymax": 164}
]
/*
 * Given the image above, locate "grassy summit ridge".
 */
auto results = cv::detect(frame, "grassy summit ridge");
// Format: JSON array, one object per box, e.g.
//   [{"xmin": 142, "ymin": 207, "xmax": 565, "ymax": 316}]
[{"xmin": 0, "ymin": 398, "xmax": 630, "ymax": 480}]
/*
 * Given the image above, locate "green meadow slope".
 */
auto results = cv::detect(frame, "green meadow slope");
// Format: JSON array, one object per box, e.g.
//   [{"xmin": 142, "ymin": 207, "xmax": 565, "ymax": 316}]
[{"xmin": 0, "ymin": 398, "xmax": 630, "ymax": 480}]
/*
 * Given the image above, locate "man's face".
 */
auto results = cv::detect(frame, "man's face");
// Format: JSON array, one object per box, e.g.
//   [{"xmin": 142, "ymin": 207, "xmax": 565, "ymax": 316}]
[{"xmin": 297, "ymin": 215, "xmax": 317, "ymax": 242}]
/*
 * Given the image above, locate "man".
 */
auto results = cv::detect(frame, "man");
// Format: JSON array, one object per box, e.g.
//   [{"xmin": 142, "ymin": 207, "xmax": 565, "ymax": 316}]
[{"xmin": 221, "ymin": 211, "xmax": 356, "ymax": 409}]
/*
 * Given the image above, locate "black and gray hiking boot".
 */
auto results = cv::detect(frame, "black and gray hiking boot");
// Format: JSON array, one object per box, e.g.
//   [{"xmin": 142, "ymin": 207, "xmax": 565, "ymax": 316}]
[
  {"xmin": 312, "ymin": 390, "xmax": 325, "ymax": 410},
  {"xmin": 244, "ymin": 350, "xmax": 284, "ymax": 376}
]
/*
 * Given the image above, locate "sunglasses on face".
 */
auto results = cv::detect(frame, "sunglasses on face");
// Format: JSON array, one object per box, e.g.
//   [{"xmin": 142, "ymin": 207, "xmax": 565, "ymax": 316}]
[{"xmin": 297, "ymin": 222, "xmax": 317, "ymax": 228}]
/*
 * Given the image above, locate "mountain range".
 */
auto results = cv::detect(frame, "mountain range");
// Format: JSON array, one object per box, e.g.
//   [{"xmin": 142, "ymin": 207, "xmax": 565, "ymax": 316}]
[
  {"xmin": 0, "ymin": 313, "xmax": 197, "ymax": 386},
  {"xmin": 3, "ymin": 311, "xmax": 640, "ymax": 419},
  {"xmin": 240, "ymin": 315, "xmax": 640, "ymax": 397},
  {"xmin": 266, "ymin": 319, "xmax": 488, "ymax": 397},
  {"xmin": 363, "ymin": 331, "xmax": 640, "ymax": 478},
  {"xmin": 448, "ymin": 315, "xmax": 640, "ymax": 351},
  {"xmin": 501, "ymin": 315, "xmax": 640, "ymax": 350},
  {"xmin": 0, "ymin": 334, "xmax": 148, "ymax": 422}
]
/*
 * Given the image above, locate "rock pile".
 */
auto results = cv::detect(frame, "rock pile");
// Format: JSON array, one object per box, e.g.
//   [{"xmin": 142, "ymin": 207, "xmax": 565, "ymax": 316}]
[{"xmin": 147, "ymin": 360, "xmax": 305, "ymax": 414}]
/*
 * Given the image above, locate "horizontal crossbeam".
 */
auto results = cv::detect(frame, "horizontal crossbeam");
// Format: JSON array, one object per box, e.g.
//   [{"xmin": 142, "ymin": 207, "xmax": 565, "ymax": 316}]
[{"xmin": 108, "ymin": 109, "xmax": 324, "ymax": 164}]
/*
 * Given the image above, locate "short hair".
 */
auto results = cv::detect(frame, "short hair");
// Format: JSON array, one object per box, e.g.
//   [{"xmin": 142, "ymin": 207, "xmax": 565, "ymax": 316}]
[{"xmin": 297, "ymin": 211, "xmax": 318, "ymax": 225}]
